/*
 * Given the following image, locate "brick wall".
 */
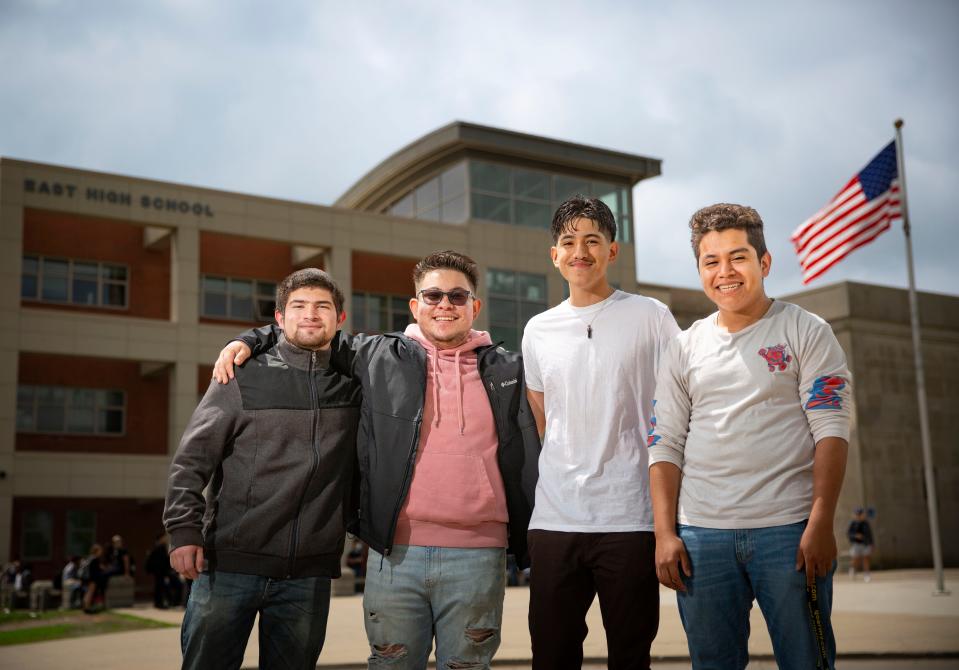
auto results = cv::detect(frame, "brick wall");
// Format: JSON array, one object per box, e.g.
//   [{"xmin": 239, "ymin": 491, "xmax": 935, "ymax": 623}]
[
  {"xmin": 17, "ymin": 353, "xmax": 169, "ymax": 455},
  {"xmin": 22, "ymin": 208, "xmax": 171, "ymax": 320}
]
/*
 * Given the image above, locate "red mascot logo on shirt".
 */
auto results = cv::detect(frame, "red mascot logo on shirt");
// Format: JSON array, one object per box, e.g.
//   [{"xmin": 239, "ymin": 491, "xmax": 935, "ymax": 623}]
[{"xmin": 758, "ymin": 344, "xmax": 792, "ymax": 372}]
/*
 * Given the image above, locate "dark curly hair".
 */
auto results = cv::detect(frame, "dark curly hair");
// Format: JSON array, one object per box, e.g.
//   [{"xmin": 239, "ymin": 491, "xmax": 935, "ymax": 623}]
[
  {"xmin": 689, "ymin": 203, "xmax": 767, "ymax": 263},
  {"xmin": 550, "ymin": 196, "xmax": 617, "ymax": 244},
  {"xmin": 275, "ymin": 268, "xmax": 345, "ymax": 314},
  {"xmin": 412, "ymin": 250, "xmax": 479, "ymax": 291}
]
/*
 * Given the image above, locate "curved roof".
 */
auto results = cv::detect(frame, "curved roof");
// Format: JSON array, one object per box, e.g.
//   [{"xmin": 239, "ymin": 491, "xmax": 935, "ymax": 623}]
[{"xmin": 336, "ymin": 121, "xmax": 662, "ymax": 212}]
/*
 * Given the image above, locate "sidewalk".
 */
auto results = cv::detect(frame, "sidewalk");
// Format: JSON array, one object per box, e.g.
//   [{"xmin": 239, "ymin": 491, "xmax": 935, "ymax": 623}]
[{"xmin": 0, "ymin": 569, "xmax": 956, "ymax": 669}]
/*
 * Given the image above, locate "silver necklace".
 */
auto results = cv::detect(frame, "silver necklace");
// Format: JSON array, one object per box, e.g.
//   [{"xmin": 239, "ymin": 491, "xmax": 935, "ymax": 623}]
[{"xmin": 573, "ymin": 292, "xmax": 615, "ymax": 338}]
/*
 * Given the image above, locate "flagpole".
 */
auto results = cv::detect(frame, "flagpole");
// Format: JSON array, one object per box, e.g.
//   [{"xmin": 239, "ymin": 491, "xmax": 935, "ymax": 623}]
[{"xmin": 894, "ymin": 118, "xmax": 948, "ymax": 596}]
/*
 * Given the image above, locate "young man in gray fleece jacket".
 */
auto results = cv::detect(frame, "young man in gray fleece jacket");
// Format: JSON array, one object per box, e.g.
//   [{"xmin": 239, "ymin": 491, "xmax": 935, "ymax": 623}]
[{"xmin": 163, "ymin": 268, "xmax": 361, "ymax": 670}]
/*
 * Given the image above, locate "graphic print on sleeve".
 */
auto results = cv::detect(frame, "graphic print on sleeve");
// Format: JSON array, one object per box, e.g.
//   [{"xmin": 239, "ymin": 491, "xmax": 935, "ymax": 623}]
[{"xmin": 805, "ymin": 375, "xmax": 847, "ymax": 410}]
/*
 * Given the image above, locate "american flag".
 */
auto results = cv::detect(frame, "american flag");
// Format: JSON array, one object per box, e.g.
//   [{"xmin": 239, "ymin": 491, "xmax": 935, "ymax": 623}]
[{"xmin": 791, "ymin": 141, "xmax": 901, "ymax": 284}]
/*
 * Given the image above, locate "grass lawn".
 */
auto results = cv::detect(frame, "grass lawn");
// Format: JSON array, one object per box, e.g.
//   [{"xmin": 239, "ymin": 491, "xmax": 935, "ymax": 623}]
[{"xmin": 0, "ymin": 609, "xmax": 176, "ymax": 646}]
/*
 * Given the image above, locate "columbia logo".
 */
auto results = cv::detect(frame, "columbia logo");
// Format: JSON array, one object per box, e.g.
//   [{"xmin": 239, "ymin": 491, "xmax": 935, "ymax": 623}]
[{"xmin": 500, "ymin": 378, "xmax": 518, "ymax": 388}]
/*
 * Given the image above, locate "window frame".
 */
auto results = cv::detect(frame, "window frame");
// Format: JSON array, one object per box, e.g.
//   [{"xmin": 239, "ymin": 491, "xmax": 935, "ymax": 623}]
[
  {"xmin": 65, "ymin": 510, "xmax": 97, "ymax": 559},
  {"xmin": 17, "ymin": 384, "xmax": 127, "ymax": 437},
  {"xmin": 21, "ymin": 255, "xmax": 130, "ymax": 309},
  {"xmin": 486, "ymin": 268, "xmax": 548, "ymax": 351},
  {"xmin": 21, "ymin": 510, "xmax": 54, "ymax": 562},
  {"xmin": 201, "ymin": 275, "xmax": 277, "ymax": 322},
  {"xmin": 351, "ymin": 291, "xmax": 411, "ymax": 334}
]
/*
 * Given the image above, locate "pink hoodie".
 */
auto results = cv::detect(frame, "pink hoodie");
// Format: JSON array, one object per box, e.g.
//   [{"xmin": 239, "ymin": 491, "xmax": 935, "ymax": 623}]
[{"xmin": 393, "ymin": 324, "xmax": 509, "ymax": 548}]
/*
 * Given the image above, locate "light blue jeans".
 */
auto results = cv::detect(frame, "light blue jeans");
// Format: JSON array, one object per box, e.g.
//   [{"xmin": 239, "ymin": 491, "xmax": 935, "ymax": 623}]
[
  {"xmin": 364, "ymin": 545, "xmax": 506, "ymax": 669},
  {"xmin": 181, "ymin": 570, "xmax": 331, "ymax": 670},
  {"xmin": 677, "ymin": 521, "xmax": 835, "ymax": 670}
]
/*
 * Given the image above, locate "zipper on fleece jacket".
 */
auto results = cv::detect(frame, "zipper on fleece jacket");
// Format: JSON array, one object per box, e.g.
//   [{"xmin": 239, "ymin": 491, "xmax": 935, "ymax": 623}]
[{"xmin": 287, "ymin": 350, "xmax": 321, "ymax": 577}]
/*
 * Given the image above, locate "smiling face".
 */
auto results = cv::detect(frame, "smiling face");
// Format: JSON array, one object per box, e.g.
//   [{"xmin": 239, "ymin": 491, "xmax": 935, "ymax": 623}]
[
  {"xmin": 410, "ymin": 268, "xmax": 482, "ymax": 350},
  {"xmin": 698, "ymin": 228, "xmax": 771, "ymax": 326},
  {"xmin": 551, "ymin": 217, "xmax": 619, "ymax": 294},
  {"xmin": 275, "ymin": 286, "xmax": 346, "ymax": 351}
]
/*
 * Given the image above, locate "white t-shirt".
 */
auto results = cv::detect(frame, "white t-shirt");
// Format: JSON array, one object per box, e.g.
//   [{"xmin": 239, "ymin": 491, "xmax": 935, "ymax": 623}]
[
  {"xmin": 647, "ymin": 300, "xmax": 852, "ymax": 529},
  {"xmin": 522, "ymin": 290, "xmax": 680, "ymax": 532}
]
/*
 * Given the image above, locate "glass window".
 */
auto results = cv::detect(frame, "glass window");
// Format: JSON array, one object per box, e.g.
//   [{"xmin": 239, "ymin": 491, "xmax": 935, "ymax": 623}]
[
  {"xmin": 553, "ymin": 175, "xmax": 591, "ymax": 204},
  {"xmin": 489, "ymin": 298, "xmax": 517, "ymax": 325},
  {"xmin": 102, "ymin": 283, "xmax": 126, "ymax": 307},
  {"xmin": 353, "ymin": 292, "xmax": 410, "ymax": 334},
  {"xmin": 98, "ymin": 408, "xmax": 124, "ymax": 434},
  {"xmin": 618, "ymin": 187, "xmax": 633, "ymax": 244},
  {"xmin": 24, "ymin": 257, "xmax": 128, "ymax": 308},
  {"xmin": 414, "ymin": 178, "xmax": 440, "ymax": 213},
  {"xmin": 489, "ymin": 326, "xmax": 520, "ymax": 352},
  {"xmin": 391, "ymin": 296, "xmax": 410, "ymax": 332},
  {"xmin": 487, "ymin": 269, "xmax": 516, "ymax": 295},
  {"xmin": 16, "ymin": 386, "xmax": 35, "ymax": 432},
  {"xmin": 22, "ymin": 510, "xmax": 53, "ymax": 561},
  {"xmin": 202, "ymin": 275, "xmax": 278, "ymax": 322},
  {"xmin": 518, "ymin": 273, "xmax": 548, "ymax": 302},
  {"xmin": 470, "ymin": 161, "xmax": 510, "ymax": 194},
  {"xmin": 66, "ymin": 389, "xmax": 96, "ymax": 433},
  {"xmin": 390, "ymin": 193, "xmax": 414, "ymax": 218},
  {"xmin": 21, "ymin": 255, "xmax": 39, "ymax": 299},
  {"xmin": 593, "ymin": 182, "xmax": 620, "ymax": 217},
  {"xmin": 513, "ymin": 169, "xmax": 550, "ymax": 200},
  {"xmin": 72, "ymin": 262, "xmax": 99, "ymax": 306},
  {"xmin": 256, "ymin": 282, "xmax": 276, "ymax": 321},
  {"xmin": 441, "ymin": 162, "xmax": 467, "ymax": 199},
  {"xmin": 514, "ymin": 201, "xmax": 551, "ymax": 229},
  {"xmin": 66, "ymin": 511, "xmax": 96, "ymax": 559},
  {"xmin": 229, "ymin": 279, "xmax": 253, "ymax": 320},
  {"xmin": 487, "ymin": 269, "xmax": 548, "ymax": 352},
  {"xmin": 441, "ymin": 193, "xmax": 468, "ymax": 225},
  {"xmin": 17, "ymin": 385, "xmax": 125, "ymax": 436},
  {"xmin": 36, "ymin": 386, "xmax": 66, "ymax": 432},
  {"xmin": 472, "ymin": 193, "xmax": 510, "ymax": 224},
  {"xmin": 41, "ymin": 258, "xmax": 69, "ymax": 301},
  {"xmin": 352, "ymin": 293, "xmax": 367, "ymax": 332},
  {"xmin": 102, "ymin": 265, "xmax": 127, "ymax": 281},
  {"xmin": 202, "ymin": 276, "xmax": 228, "ymax": 317},
  {"xmin": 366, "ymin": 295, "xmax": 386, "ymax": 332}
]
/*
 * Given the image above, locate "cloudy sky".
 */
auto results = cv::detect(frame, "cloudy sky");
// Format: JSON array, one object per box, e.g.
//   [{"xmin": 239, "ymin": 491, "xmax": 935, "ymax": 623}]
[{"xmin": 2, "ymin": 0, "xmax": 956, "ymax": 297}]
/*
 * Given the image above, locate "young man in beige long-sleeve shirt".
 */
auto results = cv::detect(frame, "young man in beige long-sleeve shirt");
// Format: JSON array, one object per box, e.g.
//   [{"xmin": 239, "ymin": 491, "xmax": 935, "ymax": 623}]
[{"xmin": 648, "ymin": 203, "xmax": 850, "ymax": 670}]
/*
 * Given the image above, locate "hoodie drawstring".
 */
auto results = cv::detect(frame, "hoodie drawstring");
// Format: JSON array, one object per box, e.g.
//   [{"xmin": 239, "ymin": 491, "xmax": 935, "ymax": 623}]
[
  {"xmin": 432, "ymin": 347, "xmax": 441, "ymax": 428},
  {"xmin": 428, "ymin": 346, "xmax": 466, "ymax": 435},
  {"xmin": 454, "ymin": 349, "xmax": 464, "ymax": 436}
]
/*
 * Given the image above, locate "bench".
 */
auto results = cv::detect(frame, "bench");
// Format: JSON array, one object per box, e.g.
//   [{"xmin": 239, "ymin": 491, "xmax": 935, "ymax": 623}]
[{"xmin": 104, "ymin": 575, "xmax": 135, "ymax": 608}]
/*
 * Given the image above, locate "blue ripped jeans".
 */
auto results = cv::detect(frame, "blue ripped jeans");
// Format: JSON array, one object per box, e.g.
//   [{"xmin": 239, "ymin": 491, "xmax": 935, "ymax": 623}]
[
  {"xmin": 181, "ymin": 570, "xmax": 331, "ymax": 670},
  {"xmin": 364, "ymin": 545, "xmax": 505, "ymax": 669},
  {"xmin": 677, "ymin": 521, "xmax": 835, "ymax": 670}
]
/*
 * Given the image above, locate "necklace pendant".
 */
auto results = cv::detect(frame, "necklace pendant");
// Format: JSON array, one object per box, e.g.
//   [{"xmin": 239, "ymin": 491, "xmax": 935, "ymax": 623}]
[{"xmin": 587, "ymin": 325, "xmax": 592, "ymax": 339}]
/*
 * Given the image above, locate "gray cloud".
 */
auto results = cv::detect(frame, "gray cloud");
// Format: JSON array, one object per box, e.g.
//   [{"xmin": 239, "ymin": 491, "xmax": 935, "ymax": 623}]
[{"xmin": 1, "ymin": 0, "xmax": 956, "ymax": 296}]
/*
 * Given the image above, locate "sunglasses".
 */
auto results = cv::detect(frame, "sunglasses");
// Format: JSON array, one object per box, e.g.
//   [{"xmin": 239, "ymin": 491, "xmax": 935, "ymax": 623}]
[{"xmin": 417, "ymin": 288, "xmax": 474, "ymax": 306}]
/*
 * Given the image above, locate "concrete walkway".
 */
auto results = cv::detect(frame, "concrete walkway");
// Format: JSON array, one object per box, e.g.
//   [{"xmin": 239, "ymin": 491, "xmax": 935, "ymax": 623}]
[{"xmin": 1, "ymin": 569, "xmax": 956, "ymax": 669}]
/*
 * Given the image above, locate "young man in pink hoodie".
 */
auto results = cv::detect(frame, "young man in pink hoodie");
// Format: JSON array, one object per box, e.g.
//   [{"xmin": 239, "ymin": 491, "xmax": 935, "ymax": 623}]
[{"xmin": 214, "ymin": 251, "xmax": 540, "ymax": 670}]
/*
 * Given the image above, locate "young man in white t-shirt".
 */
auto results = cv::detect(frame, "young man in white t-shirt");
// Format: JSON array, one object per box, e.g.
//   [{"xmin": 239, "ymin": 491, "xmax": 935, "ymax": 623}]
[
  {"xmin": 522, "ymin": 196, "xmax": 680, "ymax": 670},
  {"xmin": 648, "ymin": 203, "xmax": 851, "ymax": 669}
]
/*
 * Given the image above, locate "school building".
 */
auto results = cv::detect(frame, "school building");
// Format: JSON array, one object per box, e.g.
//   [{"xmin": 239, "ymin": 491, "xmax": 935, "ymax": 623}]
[{"xmin": 0, "ymin": 121, "xmax": 955, "ymax": 593}]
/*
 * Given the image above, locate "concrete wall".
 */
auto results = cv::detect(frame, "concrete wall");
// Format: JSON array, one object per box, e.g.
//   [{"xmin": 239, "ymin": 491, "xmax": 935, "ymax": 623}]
[{"xmin": 787, "ymin": 282, "xmax": 959, "ymax": 568}]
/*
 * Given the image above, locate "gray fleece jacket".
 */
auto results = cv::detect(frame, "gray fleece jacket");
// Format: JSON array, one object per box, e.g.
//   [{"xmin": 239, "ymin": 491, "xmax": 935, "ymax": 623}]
[{"xmin": 163, "ymin": 336, "xmax": 361, "ymax": 578}]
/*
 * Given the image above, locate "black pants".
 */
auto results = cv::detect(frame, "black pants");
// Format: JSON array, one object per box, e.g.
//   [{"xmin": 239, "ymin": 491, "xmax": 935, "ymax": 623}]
[{"xmin": 528, "ymin": 530, "xmax": 659, "ymax": 670}]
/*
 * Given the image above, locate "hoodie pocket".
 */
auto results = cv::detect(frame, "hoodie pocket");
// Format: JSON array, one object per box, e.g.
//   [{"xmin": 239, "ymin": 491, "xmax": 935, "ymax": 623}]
[{"xmin": 403, "ymin": 452, "xmax": 506, "ymax": 524}]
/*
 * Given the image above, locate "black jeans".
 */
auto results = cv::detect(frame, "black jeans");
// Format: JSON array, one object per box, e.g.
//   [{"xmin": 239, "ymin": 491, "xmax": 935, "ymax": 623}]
[{"xmin": 527, "ymin": 530, "xmax": 659, "ymax": 670}]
